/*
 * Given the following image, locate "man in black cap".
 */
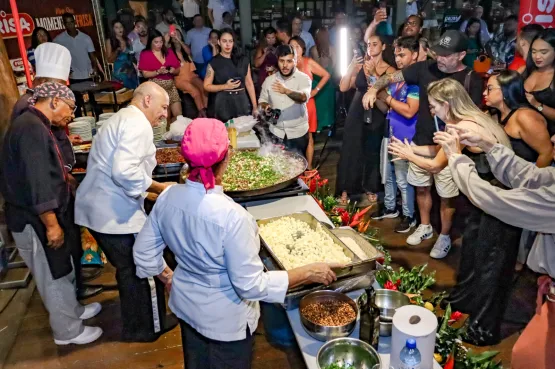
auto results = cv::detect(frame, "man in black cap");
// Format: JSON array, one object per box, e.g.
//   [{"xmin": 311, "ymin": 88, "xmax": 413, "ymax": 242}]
[{"xmin": 362, "ymin": 30, "xmax": 483, "ymax": 259}]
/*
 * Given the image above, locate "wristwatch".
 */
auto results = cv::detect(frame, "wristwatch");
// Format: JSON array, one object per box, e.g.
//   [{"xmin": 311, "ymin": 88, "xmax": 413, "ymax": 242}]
[{"xmin": 537, "ymin": 104, "xmax": 544, "ymax": 112}]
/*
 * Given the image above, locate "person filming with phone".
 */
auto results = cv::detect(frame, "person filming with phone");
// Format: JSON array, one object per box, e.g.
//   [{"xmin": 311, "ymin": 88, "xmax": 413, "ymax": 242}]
[{"xmin": 258, "ymin": 44, "xmax": 312, "ymax": 156}]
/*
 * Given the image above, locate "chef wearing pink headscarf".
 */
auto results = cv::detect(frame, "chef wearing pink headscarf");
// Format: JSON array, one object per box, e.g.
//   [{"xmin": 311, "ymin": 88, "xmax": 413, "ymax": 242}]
[{"xmin": 133, "ymin": 118, "xmax": 339, "ymax": 369}]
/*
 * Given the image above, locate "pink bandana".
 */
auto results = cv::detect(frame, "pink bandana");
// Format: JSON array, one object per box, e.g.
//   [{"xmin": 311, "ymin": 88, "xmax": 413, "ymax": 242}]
[{"xmin": 181, "ymin": 118, "xmax": 229, "ymax": 191}]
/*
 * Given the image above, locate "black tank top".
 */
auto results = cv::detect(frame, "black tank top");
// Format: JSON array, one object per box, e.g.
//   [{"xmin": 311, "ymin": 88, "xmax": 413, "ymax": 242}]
[
  {"xmin": 526, "ymin": 76, "xmax": 555, "ymax": 136},
  {"xmin": 499, "ymin": 109, "xmax": 539, "ymax": 163}
]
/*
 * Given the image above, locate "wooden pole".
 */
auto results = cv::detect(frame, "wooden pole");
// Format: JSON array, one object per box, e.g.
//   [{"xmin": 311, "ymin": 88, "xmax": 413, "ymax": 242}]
[{"xmin": 0, "ymin": 34, "xmax": 20, "ymax": 143}]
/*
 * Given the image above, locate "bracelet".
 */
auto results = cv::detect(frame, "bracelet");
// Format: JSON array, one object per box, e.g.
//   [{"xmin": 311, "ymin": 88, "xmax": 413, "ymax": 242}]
[{"xmin": 387, "ymin": 96, "xmax": 393, "ymax": 105}]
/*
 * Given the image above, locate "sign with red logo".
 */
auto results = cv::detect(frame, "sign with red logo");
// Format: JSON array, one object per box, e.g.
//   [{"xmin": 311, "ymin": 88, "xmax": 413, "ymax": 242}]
[
  {"xmin": 0, "ymin": 10, "xmax": 34, "ymax": 39},
  {"xmin": 519, "ymin": 0, "xmax": 555, "ymax": 29},
  {"xmin": 0, "ymin": 0, "xmax": 99, "ymax": 72}
]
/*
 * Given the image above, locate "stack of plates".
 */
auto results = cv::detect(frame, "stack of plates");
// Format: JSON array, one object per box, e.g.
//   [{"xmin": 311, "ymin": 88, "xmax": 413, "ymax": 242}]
[
  {"xmin": 68, "ymin": 121, "xmax": 93, "ymax": 141},
  {"xmin": 73, "ymin": 116, "xmax": 96, "ymax": 136},
  {"xmin": 153, "ymin": 123, "xmax": 165, "ymax": 144},
  {"xmin": 98, "ymin": 113, "xmax": 115, "ymax": 121}
]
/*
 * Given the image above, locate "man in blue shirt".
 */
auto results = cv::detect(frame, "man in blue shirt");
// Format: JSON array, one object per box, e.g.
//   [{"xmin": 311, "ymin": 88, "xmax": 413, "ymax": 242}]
[
  {"xmin": 186, "ymin": 14, "xmax": 212, "ymax": 72},
  {"xmin": 372, "ymin": 36, "xmax": 420, "ymax": 234}
]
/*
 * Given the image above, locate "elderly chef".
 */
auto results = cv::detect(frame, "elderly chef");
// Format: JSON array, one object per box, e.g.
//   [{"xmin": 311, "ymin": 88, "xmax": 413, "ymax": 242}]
[
  {"xmin": 75, "ymin": 82, "xmax": 176, "ymax": 342},
  {"xmin": 11, "ymin": 42, "xmax": 102, "ymax": 300},
  {"xmin": 0, "ymin": 83, "xmax": 102, "ymax": 345},
  {"xmin": 133, "ymin": 118, "xmax": 340, "ymax": 369}
]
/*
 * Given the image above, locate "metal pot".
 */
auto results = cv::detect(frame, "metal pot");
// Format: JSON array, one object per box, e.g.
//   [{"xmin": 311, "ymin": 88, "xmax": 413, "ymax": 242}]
[
  {"xmin": 317, "ymin": 337, "xmax": 382, "ymax": 369},
  {"xmin": 299, "ymin": 291, "xmax": 358, "ymax": 342}
]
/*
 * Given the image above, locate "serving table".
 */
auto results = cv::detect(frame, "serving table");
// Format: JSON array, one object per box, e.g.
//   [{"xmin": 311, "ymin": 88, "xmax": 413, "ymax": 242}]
[{"xmin": 246, "ymin": 195, "xmax": 441, "ymax": 369}]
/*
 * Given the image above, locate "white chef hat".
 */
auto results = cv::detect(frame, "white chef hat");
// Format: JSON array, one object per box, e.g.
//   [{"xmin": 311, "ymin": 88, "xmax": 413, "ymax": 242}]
[{"xmin": 34, "ymin": 42, "xmax": 72, "ymax": 80}]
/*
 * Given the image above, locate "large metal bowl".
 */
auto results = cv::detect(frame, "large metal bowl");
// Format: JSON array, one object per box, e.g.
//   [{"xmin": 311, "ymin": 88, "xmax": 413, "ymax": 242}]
[
  {"xmin": 299, "ymin": 291, "xmax": 358, "ymax": 342},
  {"xmin": 374, "ymin": 289, "xmax": 411, "ymax": 336},
  {"xmin": 317, "ymin": 337, "xmax": 382, "ymax": 369},
  {"xmin": 375, "ymin": 289, "xmax": 411, "ymax": 320}
]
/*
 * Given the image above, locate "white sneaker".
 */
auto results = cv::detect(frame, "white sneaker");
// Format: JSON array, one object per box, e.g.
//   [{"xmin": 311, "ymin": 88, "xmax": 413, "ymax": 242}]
[
  {"xmin": 79, "ymin": 302, "xmax": 102, "ymax": 320},
  {"xmin": 430, "ymin": 234, "xmax": 452, "ymax": 259},
  {"xmin": 54, "ymin": 326, "xmax": 103, "ymax": 345},
  {"xmin": 406, "ymin": 224, "xmax": 434, "ymax": 245}
]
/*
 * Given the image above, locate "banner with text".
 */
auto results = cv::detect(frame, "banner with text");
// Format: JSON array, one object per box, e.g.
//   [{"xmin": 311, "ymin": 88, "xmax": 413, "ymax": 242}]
[
  {"xmin": 0, "ymin": 1, "xmax": 99, "ymax": 72},
  {"xmin": 518, "ymin": 0, "xmax": 555, "ymax": 30}
]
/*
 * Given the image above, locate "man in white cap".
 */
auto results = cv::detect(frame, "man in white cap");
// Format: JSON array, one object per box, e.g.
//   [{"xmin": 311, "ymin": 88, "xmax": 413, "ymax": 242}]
[{"xmin": 11, "ymin": 42, "xmax": 103, "ymax": 300}]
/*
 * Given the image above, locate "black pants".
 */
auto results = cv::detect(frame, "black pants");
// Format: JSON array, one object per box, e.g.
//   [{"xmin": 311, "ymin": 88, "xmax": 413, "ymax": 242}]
[
  {"xmin": 447, "ymin": 202, "xmax": 521, "ymax": 345},
  {"xmin": 270, "ymin": 131, "xmax": 309, "ymax": 158},
  {"xmin": 180, "ymin": 320, "xmax": 254, "ymax": 369},
  {"xmin": 88, "ymin": 230, "xmax": 168, "ymax": 342}
]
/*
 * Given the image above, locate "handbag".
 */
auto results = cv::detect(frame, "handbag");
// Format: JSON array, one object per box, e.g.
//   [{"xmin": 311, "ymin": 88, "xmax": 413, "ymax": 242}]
[{"xmin": 511, "ymin": 276, "xmax": 555, "ymax": 369}]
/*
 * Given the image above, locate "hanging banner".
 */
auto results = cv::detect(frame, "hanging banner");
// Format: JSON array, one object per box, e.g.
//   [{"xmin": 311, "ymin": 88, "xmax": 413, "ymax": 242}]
[
  {"xmin": 0, "ymin": 1, "xmax": 100, "ymax": 72},
  {"xmin": 518, "ymin": 0, "xmax": 555, "ymax": 30}
]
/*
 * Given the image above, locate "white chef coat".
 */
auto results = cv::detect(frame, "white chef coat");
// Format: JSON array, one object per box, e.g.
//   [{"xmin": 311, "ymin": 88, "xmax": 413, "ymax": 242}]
[
  {"xmin": 54, "ymin": 30, "xmax": 95, "ymax": 80},
  {"xmin": 75, "ymin": 105, "xmax": 156, "ymax": 234},
  {"xmin": 259, "ymin": 69, "xmax": 312, "ymax": 139},
  {"xmin": 133, "ymin": 180, "xmax": 289, "ymax": 341}
]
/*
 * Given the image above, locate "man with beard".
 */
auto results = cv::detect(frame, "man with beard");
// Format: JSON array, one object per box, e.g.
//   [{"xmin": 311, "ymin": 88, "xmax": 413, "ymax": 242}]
[
  {"xmin": 156, "ymin": 9, "xmax": 183, "ymax": 38},
  {"xmin": 365, "ymin": 12, "xmax": 423, "ymax": 42},
  {"xmin": 362, "ymin": 30, "xmax": 483, "ymax": 259},
  {"xmin": 487, "ymin": 15, "xmax": 518, "ymax": 66},
  {"xmin": 258, "ymin": 44, "xmax": 312, "ymax": 155},
  {"xmin": 132, "ymin": 18, "xmax": 149, "ymax": 55},
  {"xmin": 75, "ymin": 82, "xmax": 177, "ymax": 342}
]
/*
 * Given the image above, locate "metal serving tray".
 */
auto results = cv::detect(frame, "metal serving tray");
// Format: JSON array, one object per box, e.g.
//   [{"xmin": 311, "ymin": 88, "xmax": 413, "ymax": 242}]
[
  {"xmin": 154, "ymin": 146, "xmax": 185, "ymax": 174},
  {"xmin": 257, "ymin": 211, "xmax": 379, "ymax": 281},
  {"xmin": 328, "ymin": 228, "xmax": 381, "ymax": 261}
]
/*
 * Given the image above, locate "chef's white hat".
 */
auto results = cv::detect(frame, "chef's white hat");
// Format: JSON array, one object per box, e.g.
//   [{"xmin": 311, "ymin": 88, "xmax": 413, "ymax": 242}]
[{"xmin": 34, "ymin": 42, "xmax": 72, "ymax": 80}]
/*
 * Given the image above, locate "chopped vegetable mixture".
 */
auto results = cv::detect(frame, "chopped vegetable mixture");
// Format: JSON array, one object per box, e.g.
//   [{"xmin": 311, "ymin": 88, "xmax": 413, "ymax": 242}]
[{"xmin": 223, "ymin": 150, "xmax": 303, "ymax": 191}]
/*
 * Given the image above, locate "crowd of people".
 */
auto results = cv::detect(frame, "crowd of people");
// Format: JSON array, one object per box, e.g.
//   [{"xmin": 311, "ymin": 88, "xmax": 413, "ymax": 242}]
[{"xmin": 2, "ymin": 2, "xmax": 555, "ymax": 369}]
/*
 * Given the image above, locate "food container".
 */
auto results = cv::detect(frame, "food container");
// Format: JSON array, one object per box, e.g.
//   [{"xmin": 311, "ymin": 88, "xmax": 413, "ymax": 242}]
[
  {"xmin": 257, "ymin": 212, "xmax": 379, "ymax": 280},
  {"xmin": 154, "ymin": 146, "xmax": 185, "ymax": 175},
  {"xmin": 317, "ymin": 337, "xmax": 382, "ymax": 369},
  {"xmin": 299, "ymin": 291, "xmax": 358, "ymax": 342},
  {"xmin": 374, "ymin": 289, "xmax": 411, "ymax": 336},
  {"xmin": 329, "ymin": 228, "xmax": 381, "ymax": 261}
]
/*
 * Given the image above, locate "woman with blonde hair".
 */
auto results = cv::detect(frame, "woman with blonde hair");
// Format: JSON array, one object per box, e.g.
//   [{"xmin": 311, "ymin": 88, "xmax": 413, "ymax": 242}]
[{"xmin": 389, "ymin": 77, "xmax": 521, "ymax": 347}]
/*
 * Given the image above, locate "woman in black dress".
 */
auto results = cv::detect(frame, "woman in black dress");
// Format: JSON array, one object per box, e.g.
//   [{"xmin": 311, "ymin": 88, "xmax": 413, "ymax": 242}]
[
  {"xmin": 523, "ymin": 29, "xmax": 555, "ymax": 136},
  {"xmin": 336, "ymin": 35, "xmax": 396, "ymax": 207},
  {"xmin": 203, "ymin": 28, "xmax": 258, "ymax": 122}
]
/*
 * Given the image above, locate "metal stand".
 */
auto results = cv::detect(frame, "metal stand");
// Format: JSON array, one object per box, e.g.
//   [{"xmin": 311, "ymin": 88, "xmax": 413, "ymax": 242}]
[{"xmin": 314, "ymin": 90, "xmax": 348, "ymax": 169}]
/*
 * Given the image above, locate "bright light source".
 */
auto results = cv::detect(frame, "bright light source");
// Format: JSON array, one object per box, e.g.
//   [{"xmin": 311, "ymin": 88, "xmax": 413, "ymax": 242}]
[{"xmin": 339, "ymin": 27, "xmax": 349, "ymax": 77}]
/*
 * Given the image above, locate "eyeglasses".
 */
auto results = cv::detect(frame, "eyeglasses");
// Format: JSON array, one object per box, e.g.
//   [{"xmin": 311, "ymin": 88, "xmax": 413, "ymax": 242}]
[
  {"xmin": 486, "ymin": 85, "xmax": 501, "ymax": 93},
  {"xmin": 60, "ymin": 99, "xmax": 77, "ymax": 113}
]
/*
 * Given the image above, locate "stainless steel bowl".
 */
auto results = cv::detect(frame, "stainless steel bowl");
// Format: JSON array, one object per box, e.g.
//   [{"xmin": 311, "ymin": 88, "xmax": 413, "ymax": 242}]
[
  {"xmin": 317, "ymin": 337, "xmax": 382, "ymax": 369},
  {"xmin": 299, "ymin": 291, "xmax": 358, "ymax": 342},
  {"xmin": 375, "ymin": 289, "xmax": 411, "ymax": 319},
  {"xmin": 374, "ymin": 289, "xmax": 411, "ymax": 337}
]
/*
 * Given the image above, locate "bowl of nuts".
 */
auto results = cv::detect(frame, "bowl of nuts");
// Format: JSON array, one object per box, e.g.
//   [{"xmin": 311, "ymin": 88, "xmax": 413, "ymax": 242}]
[{"xmin": 299, "ymin": 290, "xmax": 358, "ymax": 342}]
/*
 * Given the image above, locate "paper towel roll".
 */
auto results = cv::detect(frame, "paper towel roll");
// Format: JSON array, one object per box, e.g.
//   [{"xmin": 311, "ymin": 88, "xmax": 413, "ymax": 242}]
[{"xmin": 390, "ymin": 305, "xmax": 438, "ymax": 369}]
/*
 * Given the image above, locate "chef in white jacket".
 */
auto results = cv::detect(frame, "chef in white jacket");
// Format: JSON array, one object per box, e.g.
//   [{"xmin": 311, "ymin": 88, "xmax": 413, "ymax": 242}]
[{"xmin": 75, "ymin": 82, "xmax": 176, "ymax": 342}]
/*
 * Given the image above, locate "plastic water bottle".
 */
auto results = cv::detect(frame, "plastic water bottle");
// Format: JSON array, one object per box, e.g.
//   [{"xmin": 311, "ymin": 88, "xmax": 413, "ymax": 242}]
[{"xmin": 399, "ymin": 339, "xmax": 421, "ymax": 369}]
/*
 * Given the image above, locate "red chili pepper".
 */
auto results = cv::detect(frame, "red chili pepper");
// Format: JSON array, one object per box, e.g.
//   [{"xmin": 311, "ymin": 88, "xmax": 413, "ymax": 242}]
[
  {"xmin": 384, "ymin": 280, "xmax": 398, "ymax": 290},
  {"xmin": 340, "ymin": 211, "xmax": 350, "ymax": 226},
  {"xmin": 349, "ymin": 205, "xmax": 373, "ymax": 227},
  {"xmin": 448, "ymin": 311, "xmax": 463, "ymax": 325},
  {"xmin": 395, "ymin": 279, "xmax": 401, "ymax": 286},
  {"xmin": 443, "ymin": 354, "xmax": 455, "ymax": 369}
]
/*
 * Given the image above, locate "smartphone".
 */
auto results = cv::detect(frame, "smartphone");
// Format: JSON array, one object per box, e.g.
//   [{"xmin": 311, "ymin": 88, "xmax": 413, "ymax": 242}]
[{"xmin": 169, "ymin": 25, "xmax": 176, "ymax": 37}]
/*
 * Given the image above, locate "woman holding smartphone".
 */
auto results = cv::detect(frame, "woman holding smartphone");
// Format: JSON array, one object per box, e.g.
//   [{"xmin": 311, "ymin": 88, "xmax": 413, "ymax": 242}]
[
  {"xmin": 204, "ymin": 29, "xmax": 257, "ymax": 123},
  {"xmin": 138, "ymin": 29, "xmax": 182, "ymax": 123}
]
